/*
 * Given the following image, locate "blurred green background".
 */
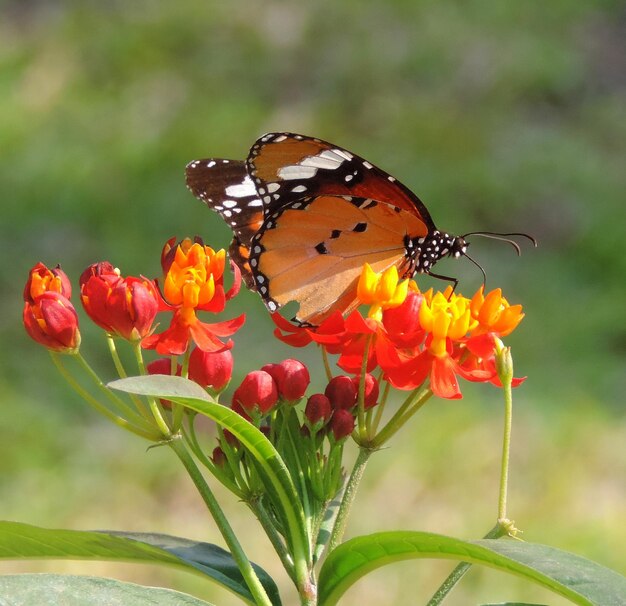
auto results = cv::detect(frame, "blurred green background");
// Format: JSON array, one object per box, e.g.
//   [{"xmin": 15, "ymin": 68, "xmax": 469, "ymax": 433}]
[{"xmin": 2, "ymin": 1, "xmax": 624, "ymax": 604}]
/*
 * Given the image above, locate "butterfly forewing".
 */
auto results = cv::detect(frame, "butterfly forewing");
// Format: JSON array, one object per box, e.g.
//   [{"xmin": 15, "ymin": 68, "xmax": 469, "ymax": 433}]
[
  {"xmin": 247, "ymin": 132, "xmax": 435, "ymax": 234},
  {"xmin": 250, "ymin": 195, "xmax": 425, "ymax": 325}
]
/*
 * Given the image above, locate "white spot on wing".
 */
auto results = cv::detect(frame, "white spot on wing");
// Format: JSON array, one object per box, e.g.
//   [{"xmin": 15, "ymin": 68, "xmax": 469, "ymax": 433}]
[
  {"xmin": 291, "ymin": 185, "xmax": 307, "ymax": 193},
  {"xmin": 333, "ymin": 149, "xmax": 353, "ymax": 161},
  {"xmin": 277, "ymin": 165, "xmax": 318, "ymax": 180},
  {"xmin": 225, "ymin": 176, "xmax": 256, "ymax": 198},
  {"xmin": 267, "ymin": 182, "xmax": 280, "ymax": 193},
  {"xmin": 299, "ymin": 150, "xmax": 345, "ymax": 170}
]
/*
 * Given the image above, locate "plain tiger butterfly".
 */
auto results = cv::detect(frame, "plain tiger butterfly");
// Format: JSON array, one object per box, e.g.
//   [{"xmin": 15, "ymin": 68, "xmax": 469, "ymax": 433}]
[{"xmin": 185, "ymin": 133, "xmax": 534, "ymax": 326}]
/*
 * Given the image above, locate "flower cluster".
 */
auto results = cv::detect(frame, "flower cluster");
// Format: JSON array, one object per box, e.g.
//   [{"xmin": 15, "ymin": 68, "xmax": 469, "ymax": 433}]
[
  {"xmin": 274, "ymin": 264, "xmax": 525, "ymax": 399},
  {"xmin": 23, "ymin": 240, "xmax": 524, "ymax": 450},
  {"xmin": 22, "ymin": 238, "xmax": 244, "ymax": 432}
]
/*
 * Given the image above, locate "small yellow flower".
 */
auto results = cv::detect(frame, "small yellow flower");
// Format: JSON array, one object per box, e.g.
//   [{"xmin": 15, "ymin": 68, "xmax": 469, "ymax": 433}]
[
  {"xmin": 419, "ymin": 288, "xmax": 476, "ymax": 356},
  {"xmin": 357, "ymin": 264, "xmax": 409, "ymax": 321}
]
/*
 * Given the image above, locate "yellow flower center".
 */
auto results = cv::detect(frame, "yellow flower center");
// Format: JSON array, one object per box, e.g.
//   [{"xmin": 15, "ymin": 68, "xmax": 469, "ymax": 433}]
[{"xmin": 163, "ymin": 243, "xmax": 225, "ymax": 308}]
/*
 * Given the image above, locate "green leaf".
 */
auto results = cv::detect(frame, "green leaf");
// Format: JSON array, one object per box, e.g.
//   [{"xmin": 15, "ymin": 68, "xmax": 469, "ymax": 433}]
[
  {"xmin": 109, "ymin": 375, "xmax": 311, "ymax": 569},
  {"xmin": 0, "ymin": 521, "xmax": 280, "ymax": 605},
  {"xmin": 0, "ymin": 574, "xmax": 213, "ymax": 605},
  {"xmin": 317, "ymin": 531, "xmax": 626, "ymax": 606}
]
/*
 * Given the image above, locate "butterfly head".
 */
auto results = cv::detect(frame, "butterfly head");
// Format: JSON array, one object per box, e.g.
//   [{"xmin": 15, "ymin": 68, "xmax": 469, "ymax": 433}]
[{"xmin": 411, "ymin": 231, "xmax": 468, "ymax": 274}]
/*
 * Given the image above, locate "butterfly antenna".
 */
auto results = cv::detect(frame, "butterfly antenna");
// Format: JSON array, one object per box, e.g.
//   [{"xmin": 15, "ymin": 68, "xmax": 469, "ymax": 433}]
[
  {"xmin": 463, "ymin": 251, "xmax": 487, "ymax": 288},
  {"xmin": 462, "ymin": 231, "xmax": 537, "ymax": 256}
]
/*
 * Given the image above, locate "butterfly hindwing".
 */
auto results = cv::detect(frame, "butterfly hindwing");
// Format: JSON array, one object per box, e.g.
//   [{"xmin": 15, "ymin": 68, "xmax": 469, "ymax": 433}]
[
  {"xmin": 246, "ymin": 132, "xmax": 436, "ymax": 234},
  {"xmin": 185, "ymin": 158, "xmax": 264, "ymax": 245},
  {"xmin": 249, "ymin": 195, "xmax": 427, "ymax": 325}
]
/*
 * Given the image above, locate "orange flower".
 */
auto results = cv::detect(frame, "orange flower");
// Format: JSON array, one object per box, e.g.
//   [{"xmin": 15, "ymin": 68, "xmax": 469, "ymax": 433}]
[
  {"xmin": 162, "ymin": 238, "xmax": 226, "ymax": 310},
  {"xmin": 142, "ymin": 237, "xmax": 243, "ymax": 355},
  {"xmin": 80, "ymin": 262, "xmax": 160, "ymax": 341},
  {"xmin": 23, "ymin": 292, "xmax": 81, "ymax": 354},
  {"xmin": 470, "ymin": 286, "xmax": 524, "ymax": 337},
  {"xmin": 24, "ymin": 262, "xmax": 71, "ymax": 303}
]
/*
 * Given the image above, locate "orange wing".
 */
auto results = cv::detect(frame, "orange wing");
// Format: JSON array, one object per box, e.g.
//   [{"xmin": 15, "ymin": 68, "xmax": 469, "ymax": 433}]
[{"xmin": 249, "ymin": 195, "xmax": 426, "ymax": 325}]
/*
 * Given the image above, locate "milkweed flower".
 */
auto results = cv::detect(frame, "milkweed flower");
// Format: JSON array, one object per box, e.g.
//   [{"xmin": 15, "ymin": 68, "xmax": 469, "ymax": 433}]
[
  {"xmin": 273, "ymin": 264, "xmax": 525, "ymax": 400},
  {"xmin": 23, "ymin": 263, "xmax": 81, "ymax": 354},
  {"xmin": 24, "ymin": 262, "xmax": 72, "ymax": 303},
  {"xmin": 357, "ymin": 264, "xmax": 409, "ymax": 321},
  {"xmin": 80, "ymin": 262, "xmax": 160, "ymax": 341},
  {"xmin": 142, "ymin": 237, "xmax": 244, "ymax": 355},
  {"xmin": 23, "ymin": 291, "xmax": 81, "ymax": 353}
]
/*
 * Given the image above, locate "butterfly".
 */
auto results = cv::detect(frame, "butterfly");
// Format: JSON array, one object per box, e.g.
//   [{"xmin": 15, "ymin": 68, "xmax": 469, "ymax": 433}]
[{"xmin": 185, "ymin": 133, "xmax": 531, "ymax": 326}]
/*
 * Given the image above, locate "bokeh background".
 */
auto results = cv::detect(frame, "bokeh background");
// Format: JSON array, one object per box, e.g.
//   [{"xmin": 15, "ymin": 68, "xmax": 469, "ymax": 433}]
[{"xmin": 2, "ymin": 2, "xmax": 624, "ymax": 604}]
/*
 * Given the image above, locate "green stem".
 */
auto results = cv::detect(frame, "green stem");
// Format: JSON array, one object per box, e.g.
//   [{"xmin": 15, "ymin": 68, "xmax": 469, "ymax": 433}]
[
  {"xmin": 50, "ymin": 353, "xmax": 159, "ymax": 441},
  {"xmin": 251, "ymin": 499, "xmax": 296, "ymax": 583},
  {"xmin": 321, "ymin": 347, "xmax": 333, "ymax": 383},
  {"xmin": 106, "ymin": 335, "xmax": 152, "ymax": 420},
  {"xmin": 426, "ymin": 524, "xmax": 504, "ymax": 606},
  {"xmin": 131, "ymin": 342, "xmax": 171, "ymax": 436},
  {"xmin": 74, "ymin": 352, "xmax": 150, "ymax": 428},
  {"xmin": 370, "ymin": 379, "xmax": 390, "ymax": 436},
  {"xmin": 327, "ymin": 447, "xmax": 372, "ymax": 552},
  {"xmin": 370, "ymin": 386, "xmax": 433, "ymax": 448},
  {"xmin": 182, "ymin": 420, "xmax": 243, "ymax": 497},
  {"xmin": 169, "ymin": 437, "xmax": 273, "ymax": 606},
  {"xmin": 498, "ymin": 355, "xmax": 514, "ymax": 522},
  {"xmin": 356, "ymin": 335, "xmax": 373, "ymax": 441}
]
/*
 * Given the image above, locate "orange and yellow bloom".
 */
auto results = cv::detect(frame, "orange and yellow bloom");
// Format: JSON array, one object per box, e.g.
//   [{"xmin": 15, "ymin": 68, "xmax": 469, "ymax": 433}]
[
  {"xmin": 274, "ymin": 264, "xmax": 525, "ymax": 400},
  {"xmin": 142, "ymin": 237, "xmax": 244, "ymax": 355},
  {"xmin": 23, "ymin": 263, "xmax": 80, "ymax": 353}
]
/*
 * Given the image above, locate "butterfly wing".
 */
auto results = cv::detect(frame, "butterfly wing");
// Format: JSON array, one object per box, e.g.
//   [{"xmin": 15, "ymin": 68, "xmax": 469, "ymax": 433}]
[
  {"xmin": 250, "ymin": 195, "xmax": 426, "ymax": 325},
  {"xmin": 185, "ymin": 158, "xmax": 264, "ymax": 244},
  {"xmin": 247, "ymin": 132, "xmax": 436, "ymax": 235},
  {"xmin": 185, "ymin": 158, "xmax": 264, "ymax": 290}
]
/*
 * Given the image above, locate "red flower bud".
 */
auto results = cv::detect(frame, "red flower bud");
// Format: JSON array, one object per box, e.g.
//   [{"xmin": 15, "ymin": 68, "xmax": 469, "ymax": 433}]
[
  {"xmin": 188, "ymin": 347, "xmax": 233, "ymax": 391},
  {"xmin": 304, "ymin": 394, "xmax": 332, "ymax": 427},
  {"xmin": 147, "ymin": 358, "xmax": 182, "ymax": 377},
  {"xmin": 330, "ymin": 409, "xmax": 355, "ymax": 441},
  {"xmin": 352, "ymin": 373, "xmax": 380, "ymax": 409},
  {"xmin": 80, "ymin": 263, "xmax": 160, "ymax": 340},
  {"xmin": 232, "ymin": 370, "xmax": 278, "ymax": 415},
  {"xmin": 222, "ymin": 428, "xmax": 241, "ymax": 447},
  {"xmin": 325, "ymin": 375, "xmax": 357, "ymax": 410},
  {"xmin": 23, "ymin": 292, "xmax": 80, "ymax": 353},
  {"xmin": 212, "ymin": 446, "xmax": 227, "ymax": 468},
  {"xmin": 261, "ymin": 359, "xmax": 310, "ymax": 401},
  {"xmin": 24, "ymin": 262, "xmax": 72, "ymax": 303}
]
